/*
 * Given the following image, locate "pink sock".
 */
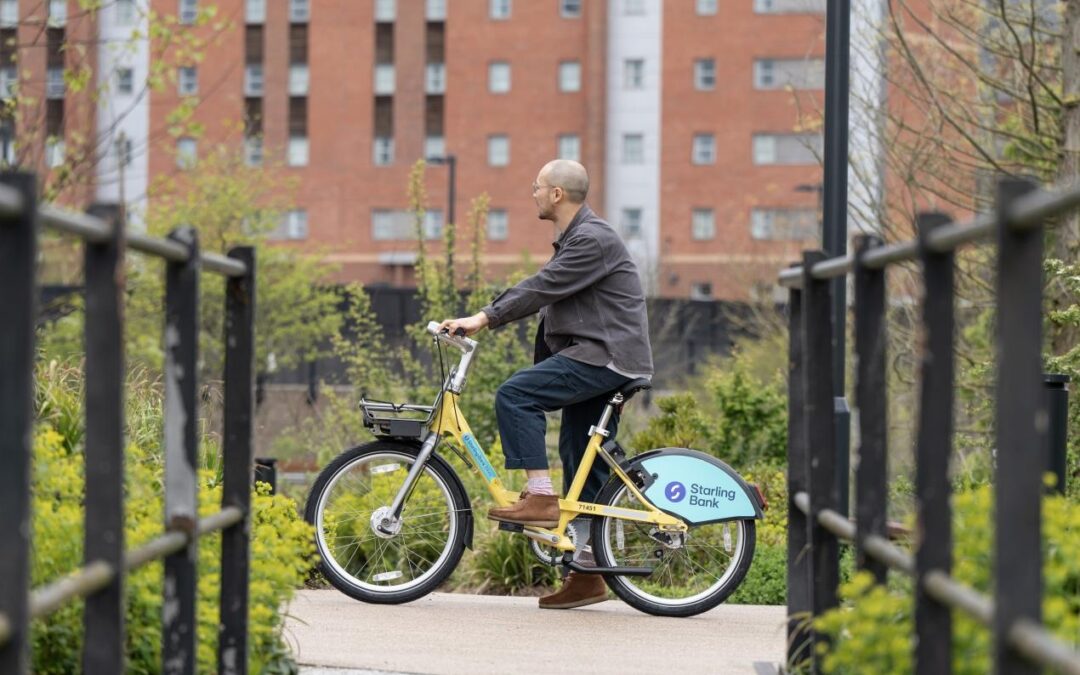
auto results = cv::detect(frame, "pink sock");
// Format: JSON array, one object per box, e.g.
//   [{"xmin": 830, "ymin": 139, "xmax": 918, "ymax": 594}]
[{"xmin": 526, "ymin": 476, "xmax": 554, "ymax": 496}]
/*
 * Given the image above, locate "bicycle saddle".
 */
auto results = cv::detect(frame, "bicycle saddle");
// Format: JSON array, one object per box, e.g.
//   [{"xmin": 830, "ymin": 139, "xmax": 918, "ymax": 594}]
[{"xmin": 617, "ymin": 377, "xmax": 653, "ymax": 402}]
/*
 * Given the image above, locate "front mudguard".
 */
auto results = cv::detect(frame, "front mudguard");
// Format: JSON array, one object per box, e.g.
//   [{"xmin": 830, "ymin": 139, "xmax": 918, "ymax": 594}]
[{"xmin": 630, "ymin": 448, "xmax": 765, "ymax": 525}]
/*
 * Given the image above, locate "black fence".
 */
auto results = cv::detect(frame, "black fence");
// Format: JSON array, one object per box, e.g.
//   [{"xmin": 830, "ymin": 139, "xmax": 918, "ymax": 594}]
[
  {"xmin": 781, "ymin": 177, "xmax": 1080, "ymax": 674},
  {"xmin": 0, "ymin": 172, "xmax": 257, "ymax": 675}
]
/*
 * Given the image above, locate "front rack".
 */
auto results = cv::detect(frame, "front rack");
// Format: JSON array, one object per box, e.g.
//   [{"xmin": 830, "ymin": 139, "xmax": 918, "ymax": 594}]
[{"xmin": 359, "ymin": 396, "xmax": 436, "ymax": 439}]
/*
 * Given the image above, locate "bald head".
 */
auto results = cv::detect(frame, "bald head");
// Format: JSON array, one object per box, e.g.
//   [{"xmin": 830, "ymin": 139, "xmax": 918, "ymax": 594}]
[{"xmin": 540, "ymin": 159, "xmax": 589, "ymax": 204}]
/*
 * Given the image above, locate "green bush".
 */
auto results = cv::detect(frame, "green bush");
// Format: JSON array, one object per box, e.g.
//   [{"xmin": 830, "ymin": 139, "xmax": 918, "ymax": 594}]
[
  {"xmin": 31, "ymin": 360, "xmax": 316, "ymax": 673},
  {"xmin": 730, "ymin": 544, "xmax": 787, "ymax": 605},
  {"xmin": 814, "ymin": 486, "xmax": 1080, "ymax": 674},
  {"xmin": 631, "ymin": 352, "xmax": 787, "ymax": 468}
]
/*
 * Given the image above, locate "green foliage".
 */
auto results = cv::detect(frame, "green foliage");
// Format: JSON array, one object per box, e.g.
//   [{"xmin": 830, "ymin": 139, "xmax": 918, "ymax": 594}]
[
  {"xmin": 1044, "ymin": 258, "xmax": 1080, "ymax": 500},
  {"xmin": 814, "ymin": 486, "xmax": 1080, "ymax": 674},
  {"xmin": 631, "ymin": 351, "xmax": 787, "ymax": 468},
  {"xmin": 395, "ymin": 160, "xmax": 536, "ymax": 449},
  {"xmin": 729, "ymin": 544, "xmax": 787, "ymax": 605},
  {"xmin": 30, "ymin": 360, "xmax": 316, "ymax": 673},
  {"xmin": 39, "ymin": 149, "xmax": 352, "ymax": 387},
  {"xmin": 456, "ymin": 522, "xmax": 559, "ymax": 594}
]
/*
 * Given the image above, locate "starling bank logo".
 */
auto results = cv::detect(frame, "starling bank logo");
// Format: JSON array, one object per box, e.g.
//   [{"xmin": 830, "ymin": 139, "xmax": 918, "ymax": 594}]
[{"xmin": 665, "ymin": 481, "xmax": 686, "ymax": 503}]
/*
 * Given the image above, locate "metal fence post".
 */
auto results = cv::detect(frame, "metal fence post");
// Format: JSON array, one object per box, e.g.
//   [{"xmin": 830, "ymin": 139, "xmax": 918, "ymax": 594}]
[
  {"xmin": 219, "ymin": 247, "xmax": 255, "ymax": 675},
  {"xmin": 786, "ymin": 275, "xmax": 812, "ymax": 668},
  {"xmin": 1044, "ymin": 374, "xmax": 1069, "ymax": 495},
  {"xmin": 914, "ymin": 211, "xmax": 955, "ymax": 674},
  {"xmin": 801, "ymin": 250, "xmax": 839, "ymax": 671},
  {"xmin": 994, "ymin": 177, "xmax": 1044, "ymax": 675},
  {"xmin": 0, "ymin": 172, "xmax": 37, "ymax": 675},
  {"xmin": 82, "ymin": 204, "xmax": 127, "ymax": 674},
  {"xmin": 163, "ymin": 228, "xmax": 200, "ymax": 675},
  {"xmin": 853, "ymin": 234, "xmax": 888, "ymax": 584}
]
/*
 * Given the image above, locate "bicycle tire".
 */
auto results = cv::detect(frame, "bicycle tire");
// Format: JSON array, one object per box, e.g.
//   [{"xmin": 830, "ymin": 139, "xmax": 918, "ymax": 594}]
[
  {"xmin": 591, "ymin": 479, "xmax": 756, "ymax": 618},
  {"xmin": 304, "ymin": 439, "xmax": 471, "ymax": 604}
]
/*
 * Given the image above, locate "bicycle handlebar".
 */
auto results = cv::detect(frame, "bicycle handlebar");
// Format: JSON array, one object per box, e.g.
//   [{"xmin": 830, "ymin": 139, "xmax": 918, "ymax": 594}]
[{"xmin": 426, "ymin": 321, "xmax": 478, "ymax": 352}]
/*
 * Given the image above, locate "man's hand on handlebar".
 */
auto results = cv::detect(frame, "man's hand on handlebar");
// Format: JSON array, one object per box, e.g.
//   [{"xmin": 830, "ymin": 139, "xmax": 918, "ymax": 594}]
[{"xmin": 437, "ymin": 312, "xmax": 490, "ymax": 337}]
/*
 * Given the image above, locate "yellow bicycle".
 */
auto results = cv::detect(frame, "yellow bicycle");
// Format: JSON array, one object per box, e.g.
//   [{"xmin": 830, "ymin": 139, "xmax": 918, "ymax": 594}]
[{"xmin": 304, "ymin": 322, "xmax": 766, "ymax": 617}]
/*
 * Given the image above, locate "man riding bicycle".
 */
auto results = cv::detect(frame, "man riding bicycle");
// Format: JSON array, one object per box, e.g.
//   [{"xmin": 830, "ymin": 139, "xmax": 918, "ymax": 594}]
[{"xmin": 439, "ymin": 159, "xmax": 653, "ymax": 609}]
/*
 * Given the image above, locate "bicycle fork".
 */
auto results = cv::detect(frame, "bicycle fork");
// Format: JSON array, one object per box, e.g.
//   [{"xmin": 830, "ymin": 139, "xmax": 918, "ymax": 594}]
[{"xmin": 377, "ymin": 432, "xmax": 439, "ymax": 533}]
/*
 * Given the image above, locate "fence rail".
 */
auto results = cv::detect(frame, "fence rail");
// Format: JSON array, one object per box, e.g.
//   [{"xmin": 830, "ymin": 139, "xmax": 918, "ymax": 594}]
[
  {"xmin": 781, "ymin": 176, "xmax": 1080, "ymax": 674},
  {"xmin": 0, "ymin": 171, "xmax": 257, "ymax": 675}
]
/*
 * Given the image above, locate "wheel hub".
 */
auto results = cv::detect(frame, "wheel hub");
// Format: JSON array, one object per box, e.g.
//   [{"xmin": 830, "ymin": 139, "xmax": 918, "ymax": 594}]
[{"xmin": 370, "ymin": 506, "xmax": 402, "ymax": 538}]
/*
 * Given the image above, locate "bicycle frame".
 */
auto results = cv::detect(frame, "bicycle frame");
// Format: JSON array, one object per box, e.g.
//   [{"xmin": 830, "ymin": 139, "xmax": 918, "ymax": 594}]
[{"xmin": 384, "ymin": 325, "xmax": 687, "ymax": 554}]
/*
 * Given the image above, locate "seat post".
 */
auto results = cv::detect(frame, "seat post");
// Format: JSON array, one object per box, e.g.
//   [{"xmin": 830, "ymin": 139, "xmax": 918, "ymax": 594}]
[{"xmin": 590, "ymin": 393, "xmax": 623, "ymax": 438}]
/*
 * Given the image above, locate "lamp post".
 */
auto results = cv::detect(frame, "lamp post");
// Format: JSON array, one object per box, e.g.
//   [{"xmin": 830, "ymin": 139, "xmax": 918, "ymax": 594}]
[{"xmin": 425, "ymin": 154, "xmax": 456, "ymax": 230}]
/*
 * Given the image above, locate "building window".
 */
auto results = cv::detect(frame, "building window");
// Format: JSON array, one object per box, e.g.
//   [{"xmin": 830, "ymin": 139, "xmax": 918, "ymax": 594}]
[
  {"xmin": 621, "ymin": 208, "xmax": 642, "ymax": 239},
  {"xmin": 488, "ymin": 62, "xmax": 510, "ymax": 93},
  {"xmin": 289, "ymin": 0, "xmax": 308, "ymax": 22},
  {"xmin": 558, "ymin": 61, "xmax": 581, "ymax": 92},
  {"xmin": 244, "ymin": 64, "xmax": 264, "ymax": 96},
  {"xmin": 375, "ymin": 0, "xmax": 395, "ymax": 22},
  {"xmin": 623, "ymin": 59, "xmax": 644, "ymax": 89},
  {"xmin": 46, "ymin": 68, "xmax": 65, "ymax": 99},
  {"xmin": 426, "ymin": 63, "xmax": 446, "ymax": 94},
  {"xmin": 622, "ymin": 133, "xmax": 644, "ymax": 164},
  {"xmin": 692, "ymin": 133, "xmax": 716, "ymax": 164},
  {"xmin": 244, "ymin": 136, "xmax": 263, "ymax": 166},
  {"xmin": 373, "ymin": 136, "xmax": 394, "ymax": 165},
  {"xmin": 623, "ymin": 0, "xmax": 646, "ymax": 15},
  {"xmin": 179, "ymin": 0, "xmax": 197, "ymax": 24},
  {"xmin": 0, "ymin": 67, "xmax": 16, "ymax": 99},
  {"xmin": 752, "ymin": 133, "xmax": 822, "ymax": 165},
  {"xmin": 754, "ymin": 0, "xmax": 826, "ymax": 12},
  {"xmin": 753, "ymin": 58, "xmax": 825, "ymax": 90},
  {"xmin": 272, "ymin": 210, "xmax": 308, "ymax": 240},
  {"xmin": 424, "ymin": 210, "xmax": 443, "ymax": 239},
  {"xmin": 694, "ymin": 59, "xmax": 716, "ymax": 90},
  {"xmin": 488, "ymin": 134, "xmax": 509, "ymax": 166},
  {"xmin": 692, "ymin": 208, "xmax": 716, "ymax": 240},
  {"xmin": 178, "ymin": 66, "xmax": 198, "ymax": 96},
  {"xmin": 557, "ymin": 134, "xmax": 580, "ymax": 161},
  {"xmin": 374, "ymin": 64, "xmax": 395, "ymax": 95},
  {"xmin": 45, "ymin": 137, "xmax": 65, "ymax": 168},
  {"xmin": 48, "ymin": 0, "xmax": 66, "ymax": 26},
  {"xmin": 115, "ymin": 136, "xmax": 133, "ymax": 168},
  {"xmin": 0, "ymin": 0, "xmax": 17, "ymax": 27},
  {"xmin": 690, "ymin": 282, "xmax": 713, "ymax": 301},
  {"xmin": 487, "ymin": 209, "xmax": 508, "ymax": 240},
  {"xmin": 176, "ymin": 137, "xmax": 197, "ymax": 168},
  {"xmin": 116, "ymin": 68, "xmax": 134, "ymax": 95},
  {"xmin": 490, "ymin": 0, "xmax": 511, "ymax": 19},
  {"xmin": 288, "ymin": 136, "xmax": 308, "ymax": 166},
  {"xmin": 560, "ymin": 0, "xmax": 582, "ymax": 18},
  {"xmin": 426, "ymin": 0, "xmax": 446, "ymax": 20},
  {"xmin": 696, "ymin": 0, "xmax": 718, "ymax": 14},
  {"xmin": 117, "ymin": 0, "xmax": 136, "ymax": 25},
  {"xmin": 289, "ymin": 64, "xmax": 309, "ymax": 96},
  {"xmin": 425, "ymin": 135, "xmax": 445, "ymax": 159},
  {"xmin": 246, "ymin": 0, "xmax": 265, "ymax": 23},
  {"xmin": 751, "ymin": 208, "xmax": 818, "ymax": 240}
]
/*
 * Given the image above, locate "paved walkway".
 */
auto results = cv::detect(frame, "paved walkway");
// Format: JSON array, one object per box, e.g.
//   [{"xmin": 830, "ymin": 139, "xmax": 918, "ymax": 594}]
[{"xmin": 286, "ymin": 590, "xmax": 786, "ymax": 675}]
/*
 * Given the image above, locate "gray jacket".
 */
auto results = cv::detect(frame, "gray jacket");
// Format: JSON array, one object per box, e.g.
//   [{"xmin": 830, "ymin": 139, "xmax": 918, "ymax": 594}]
[{"xmin": 480, "ymin": 205, "xmax": 654, "ymax": 375}]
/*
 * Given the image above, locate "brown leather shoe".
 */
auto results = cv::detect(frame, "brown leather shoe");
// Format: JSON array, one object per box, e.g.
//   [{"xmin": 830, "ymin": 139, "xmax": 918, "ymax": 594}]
[
  {"xmin": 488, "ymin": 492, "xmax": 559, "ymax": 528},
  {"xmin": 539, "ymin": 572, "xmax": 608, "ymax": 610}
]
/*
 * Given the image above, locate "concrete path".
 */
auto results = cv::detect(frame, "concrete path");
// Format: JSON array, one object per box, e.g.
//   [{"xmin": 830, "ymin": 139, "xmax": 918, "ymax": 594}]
[{"xmin": 286, "ymin": 590, "xmax": 786, "ymax": 675}]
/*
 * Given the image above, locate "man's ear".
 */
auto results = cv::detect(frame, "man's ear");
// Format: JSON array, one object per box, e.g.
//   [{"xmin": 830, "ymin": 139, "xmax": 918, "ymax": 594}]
[{"xmin": 552, "ymin": 186, "xmax": 564, "ymax": 203}]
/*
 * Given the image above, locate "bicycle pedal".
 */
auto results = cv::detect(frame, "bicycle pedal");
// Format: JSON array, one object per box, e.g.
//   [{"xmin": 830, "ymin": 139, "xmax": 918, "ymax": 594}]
[{"xmin": 497, "ymin": 521, "xmax": 524, "ymax": 533}]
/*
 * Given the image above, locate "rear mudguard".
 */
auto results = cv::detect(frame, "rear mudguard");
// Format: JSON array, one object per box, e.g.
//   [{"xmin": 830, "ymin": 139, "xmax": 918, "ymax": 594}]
[{"xmin": 630, "ymin": 448, "xmax": 765, "ymax": 525}]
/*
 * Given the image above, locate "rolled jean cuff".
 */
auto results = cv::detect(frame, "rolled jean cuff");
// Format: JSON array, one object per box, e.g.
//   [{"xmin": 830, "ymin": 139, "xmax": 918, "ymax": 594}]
[{"xmin": 503, "ymin": 454, "xmax": 549, "ymax": 470}]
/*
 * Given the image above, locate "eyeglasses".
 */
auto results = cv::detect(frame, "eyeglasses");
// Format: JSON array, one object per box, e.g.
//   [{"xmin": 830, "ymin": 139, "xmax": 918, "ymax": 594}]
[{"xmin": 532, "ymin": 182, "xmax": 556, "ymax": 194}]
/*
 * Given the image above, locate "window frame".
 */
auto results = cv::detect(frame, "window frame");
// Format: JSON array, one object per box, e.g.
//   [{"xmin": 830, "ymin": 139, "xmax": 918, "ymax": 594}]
[
  {"xmin": 177, "ymin": 66, "xmax": 198, "ymax": 96},
  {"xmin": 623, "ymin": 58, "xmax": 645, "ymax": 89},
  {"xmin": 487, "ymin": 134, "xmax": 510, "ymax": 167},
  {"xmin": 622, "ymin": 133, "xmax": 644, "ymax": 164},
  {"xmin": 488, "ymin": 61, "xmax": 511, "ymax": 94},
  {"xmin": 694, "ymin": 58, "xmax": 716, "ymax": 91},
  {"xmin": 692, "ymin": 133, "xmax": 716, "ymax": 165},
  {"xmin": 691, "ymin": 208, "xmax": 716, "ymax": 241},
  {"xmin": 558, "ymin": 60, "xmax": 581, "ymax": 93},
  {"xmin": 560, "ymin": 0, "xmax": 582, "ymax": 18},
  {"xmin": 490, "ymin": 0, "xmax": 511, "ymax": 19},
  {"xmin": 487, "ymin": 208, "xmax": 509, "ymax": 240}
]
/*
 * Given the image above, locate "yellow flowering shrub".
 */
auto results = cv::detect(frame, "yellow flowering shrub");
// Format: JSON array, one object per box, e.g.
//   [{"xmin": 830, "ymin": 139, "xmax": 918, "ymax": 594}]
[
  {"xmin": 30, "ymin": 363, "xmax": 316, "ymax": 673},
  {"xmin": 814, "ymin": 486, "xmax": 1080, "ymax": 674}
]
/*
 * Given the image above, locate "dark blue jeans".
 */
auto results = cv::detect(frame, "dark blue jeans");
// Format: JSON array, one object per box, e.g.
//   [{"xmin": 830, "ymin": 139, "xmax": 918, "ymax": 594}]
[{"xmin": 495, "ymin": 354, "xmax": 630, "ymax": 502}]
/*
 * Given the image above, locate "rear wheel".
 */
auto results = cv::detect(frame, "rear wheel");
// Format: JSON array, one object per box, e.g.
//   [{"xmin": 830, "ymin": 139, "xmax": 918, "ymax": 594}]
[
  {"xmin": 304, "ymin": 440, "xmax": 469, "ymax": 604},
  {"xmin": 591, "ymin": 480, "xmax": 756, "ymax": 617}
]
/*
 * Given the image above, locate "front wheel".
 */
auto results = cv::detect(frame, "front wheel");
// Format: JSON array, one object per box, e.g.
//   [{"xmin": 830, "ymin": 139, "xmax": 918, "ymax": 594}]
[
  {"xmin": 591, "ymin": 481, "xmax": 756, "ymax": 617},
  {"xmin": 304, "ymin": 440, "xmax": 470, "ymax": 604}
]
